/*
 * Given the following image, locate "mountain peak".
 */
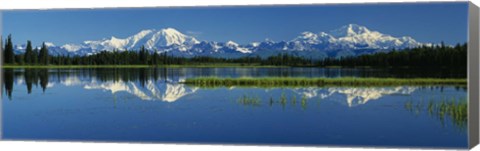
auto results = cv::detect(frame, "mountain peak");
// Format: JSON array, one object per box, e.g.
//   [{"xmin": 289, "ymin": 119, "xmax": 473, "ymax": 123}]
[
  {"xmin": 300, "ymin": 31, "xmax": 317, "ymax": 37},
  {"xmin": 163, "ymin": 27, "xmax": 178, "ymax": 31},
  {"xmin": 330, "ymin": 24, "xmax": 371, "ymax": 37},
  {"xmin": 346, "ymin": 23, "xmax": 364, "ymax": 28},
  {"xmin": 345, "ymin": 24, "xmax": 370, "ymax": 32},
  {"xmin": 136, "ymin": 29, "xmax": 156, "ymax": 36},
  {"xmin": 159, "ymin": 28, "xmax": 182, "ymax": 34},
  {"xmin": 292, "ymin": 31, "xmax": 320, "ymax": 44},
  {"xmin": 226, "ymin": 40, "xmax": 239, "ymax": 46},
  {"xmin": 264, "ymin": 38, "xmax": 275, "ymax": 43}
]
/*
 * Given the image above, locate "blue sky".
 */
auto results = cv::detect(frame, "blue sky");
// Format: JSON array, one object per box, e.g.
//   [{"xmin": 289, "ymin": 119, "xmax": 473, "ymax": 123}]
[{"xmin": 2, "ymin": 2, "xmax": 468, "ymax": 46}]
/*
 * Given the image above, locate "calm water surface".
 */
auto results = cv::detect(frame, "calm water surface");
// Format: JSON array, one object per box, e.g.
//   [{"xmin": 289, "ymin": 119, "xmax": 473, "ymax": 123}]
[{"xmin": 2, "ymin": 68, "xmax": 467, "ymax": 148}]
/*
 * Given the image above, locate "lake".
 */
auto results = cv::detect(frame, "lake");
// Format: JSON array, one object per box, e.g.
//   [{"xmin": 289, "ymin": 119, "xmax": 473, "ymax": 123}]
[{"xmin": 1, "ymin": 68, "xmax": 468, "ymax": 148}]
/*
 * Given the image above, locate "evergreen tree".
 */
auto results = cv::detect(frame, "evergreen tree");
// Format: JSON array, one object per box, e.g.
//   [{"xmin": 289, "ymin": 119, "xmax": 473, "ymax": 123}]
[
  {"xmin": 4, "ymin": 34, "xmax": 15, "ymax": 64},
  {"xmin": 15, "ymin": 54, "xmax": 24, "ymax": 65},
  {"xmin": 152, "ymin": 50, "xmax": 159, "ymax": 65},
  {"xmin": 38, "ymin": 42, "xmax": 49, "ymax": 65},
  {"xmin": 24, "ymin": 40, "xmax": 33, "ymax": 64},
  {"xmin": 32, "ymin": 48, "xmax": 39, "ymax": 65},
  {"xmin": 138, "ymin": 46, "xmax": 148, "ymax": 65}
]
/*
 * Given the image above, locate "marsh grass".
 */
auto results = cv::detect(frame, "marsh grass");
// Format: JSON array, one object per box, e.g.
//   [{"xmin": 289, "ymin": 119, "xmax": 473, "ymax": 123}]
[
  {"xmin": 280, "ymin": 92, "xmax": 287, "ymax": 106},
  {"xmin": 238, "ymin": 93, "xmax": 311, "ymax": 110},
  {"xmin": 301, "ymin": 95, "xmax": 308, "ymax": 110},
  {"xmin": 405, "ymin": 96, "xmax": 467, "ymax": 130},
  {"xmin": 184, "ymin": 77, "xmax": 466, "ymax": 87},
  {"xmin": 238, "ymin": 94, "xmax": 261, "ymax": 106},
  {"xmin": 291, "ymin": 95, "xmax": 297, "ymax": 105}
]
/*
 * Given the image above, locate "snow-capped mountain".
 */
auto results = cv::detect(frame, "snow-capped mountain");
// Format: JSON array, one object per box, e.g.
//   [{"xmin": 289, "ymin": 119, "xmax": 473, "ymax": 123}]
[
  {"xmin": 248, "ymin": 24, "xmax": 425, "ymax": 58},
  {"xmin": 81, "ymin": 28, "xmax": 200, "ymax": 51},
  {"xmin": 14, "ymin": 24, "xmax": 428, "ymax": 58},
  {"xmin": 54, "ymin": 28, "xmax": 200, "ymax": 55},
  {"xmin": 328, "ymin": 24, "xmax": 421, "ymax": 50}
]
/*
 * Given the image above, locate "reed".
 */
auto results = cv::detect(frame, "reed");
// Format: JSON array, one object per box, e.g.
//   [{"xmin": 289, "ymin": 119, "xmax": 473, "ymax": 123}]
[
  {"xmin": 238, "ymin": 94, "xmax": 261, "ymax": 106},
  {"xmin": 405, "ymin": 97, "xmax": 467, "ymax": 130}
]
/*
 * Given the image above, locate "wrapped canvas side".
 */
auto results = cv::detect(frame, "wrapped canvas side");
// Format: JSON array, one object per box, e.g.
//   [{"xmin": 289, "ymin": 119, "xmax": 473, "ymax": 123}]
[
  {"xmin": 468, "ymin": 1, "xmax": 479, "ymax": 149},
  {"xmin": 0, "ymin": 11, "xmax": 3, "ymax": 140}
]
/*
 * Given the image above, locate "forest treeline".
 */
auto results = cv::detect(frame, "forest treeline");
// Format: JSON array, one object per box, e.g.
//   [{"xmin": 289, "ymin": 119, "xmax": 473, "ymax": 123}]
[{"xmin": 2, "ymin": 35, "xmax": 467, "ymax": 68}]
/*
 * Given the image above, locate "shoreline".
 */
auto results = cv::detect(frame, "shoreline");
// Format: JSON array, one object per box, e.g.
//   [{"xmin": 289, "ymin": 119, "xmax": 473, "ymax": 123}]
[{"xmin": 182, "ymin": 77, "xmax": 467, "ymax": 87}]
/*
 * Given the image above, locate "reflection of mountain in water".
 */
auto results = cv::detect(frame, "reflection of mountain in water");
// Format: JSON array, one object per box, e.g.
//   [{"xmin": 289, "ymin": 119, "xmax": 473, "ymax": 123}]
[
  {"xmin": 295, "ymin": 87, "xmax": 417, "ymax": 107},
  {"xmin": 68, "ymin": 79, "xmax": 198, "ymax": 102},
  {"xmin": 4, "ymin": 68, "xmax": 463, "ymax": 106},
  {"xmin": 40, "ymin": 74, "xmax": 419, "ymax": 105},
  {"xmin": 78, "ymin": 77, "xmax": 416, "ymax": 106}
]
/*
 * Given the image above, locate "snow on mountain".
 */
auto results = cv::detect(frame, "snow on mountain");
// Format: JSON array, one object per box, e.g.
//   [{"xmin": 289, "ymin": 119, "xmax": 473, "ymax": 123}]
[
  {"xmin": 322, "ymin": 86, "xmax": 416, "ymax": 107},
  {"xmin": 61, "ymin": 44, "xmax": 84, "ymax": 52},
  {"xmin": 277, "ymin": 24, "xmax": 422, "ymax": 51},
  {"xmin": 44, "ymin": 42, "xmax": 56, "ymax": 47},
  {"xmin": 250, "ymin": 42, "xmax": 260, "ymax": 47},
  {"xmin": 293, "ymin": 86, "xmax": 417, "ymax": 107},
  {"xmin": 80, "ymin": 28, "xmax": 199, "ymax": 52},
  {"xmin": 83, "ymin": 79, "xmax": 198, "ymax": 102},
  {"xmin": 14, "ymin": 44, "xmax": 25, "ymax": 50},
  {"xmin": 293, "ymin": 32, "xmax": 321, "ymax": 44},
  {"xmin": 327, "ymin": 24, "xmax": 422, "ymax": 50},
  {"xmin": 225, "ymin": 40, "xmax": 252, "ymax": 53},
  {"xmin": 14, "ymin": 24, "xmax": 428, "ymax": 58},
  {"xmin": 330, "ymin": 24, "xmax": 372, "ymax": 37},
  {"xmin": 247, "ymin": 24, "xmax": 426, "ymax": 58}
]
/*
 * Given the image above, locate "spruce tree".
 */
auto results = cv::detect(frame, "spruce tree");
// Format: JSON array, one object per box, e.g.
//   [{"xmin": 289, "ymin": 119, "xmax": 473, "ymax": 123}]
[
  {"xmin": 38, "ymin": 42, "xmax": 49, "ymax": 65},
  {"xmin": 4, "ymin": 34, "xmax": 15, "ymax": 64},
  {"xmin": 152, "ymin": 50, "xmax": 159, "ymax": 65},
  {"xmin": 24, "ymin": 40, "xmax": 33, "ymax": 64},
  {"xmin": 32, "ymin": 48, "xmax": 39, "ymax": 65},
  {"xmin": 138, "ymin": 46, "xmax": 148, "ymax": 65}
]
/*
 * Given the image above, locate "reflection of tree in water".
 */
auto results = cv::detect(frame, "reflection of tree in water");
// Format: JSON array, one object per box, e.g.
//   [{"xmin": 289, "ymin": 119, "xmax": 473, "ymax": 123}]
[
  {"xmin": 404, "ymin": 96, "xmax": 467, "ymax": 131},
  {"xmin": 22, "ymin": 69, "xmax": 49, "ymax": 93},
  {"xmin": 39, "ymin": 69, "xmax": 49, "ymax": 92},
  {"xmin": 90, "ymin": 68, "xmax": 170, "ymax": 85},
  {"xmin": 419, "ymin": 85, "xmax": 467, "ymax": 93},
  {"xmin": 4, "ymin": 68, "xmax": 180, "ymax": 99},
  {"xmin": 3, "ymin": 69, "xmax": 57, "ymax": 99},
  {"xmin": 25, "ymin": 68, "xmax": 35, "ymax": 93},
  {"xmin": 3, "ymin": 69, "xmax": 14, "ymax": 100}
]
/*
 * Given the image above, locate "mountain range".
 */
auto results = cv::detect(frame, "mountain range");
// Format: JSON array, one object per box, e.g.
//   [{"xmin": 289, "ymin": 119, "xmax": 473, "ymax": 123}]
[{"xmin": 14, "ymin": 24, "xmax": 429, "ymax": 58}]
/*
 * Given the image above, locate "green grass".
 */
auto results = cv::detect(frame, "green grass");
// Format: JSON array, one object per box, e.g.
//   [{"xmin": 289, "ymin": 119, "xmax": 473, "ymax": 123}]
[
  {"xmin": 183, "ymin": 77, "xmax": 467, "ymax": 87},
  {"xmin": 238, "ymin": 93, "xmax": 308, "ymax": 110},
  {"xmin": 405, "ymin": 97, "xmax": 467, "ymax": 130},
  {"xmin": 1, "ymin": 64, "xmax": 289, "ymax": 68},
  {"xmin": 238, "ymin": 94, "xmax": 261, "ymax": 106}
]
